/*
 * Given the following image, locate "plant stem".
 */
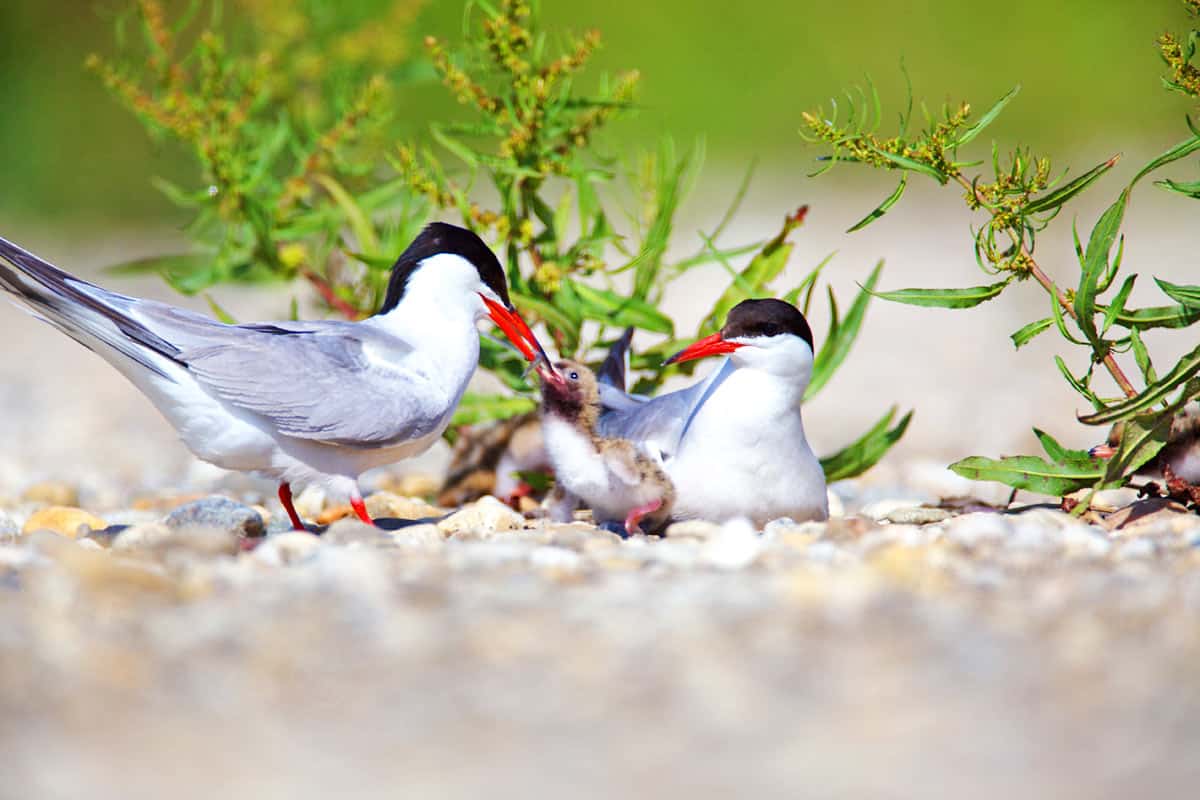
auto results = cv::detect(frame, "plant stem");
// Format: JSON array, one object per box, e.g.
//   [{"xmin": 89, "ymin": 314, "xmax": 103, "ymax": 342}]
[
  {"xmin": 302, "ymin": 269, "xmax": 363, "ymax": 320},
  {"xmin": 951, "ymin": 174, "xmax": 1139, "ymax": 400}
]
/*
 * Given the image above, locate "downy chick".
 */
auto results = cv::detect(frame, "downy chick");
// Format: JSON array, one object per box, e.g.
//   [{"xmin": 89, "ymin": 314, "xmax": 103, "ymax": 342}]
[{"xmin": 537, "ymin": 359, "xmax": 674, "ymax": 536}]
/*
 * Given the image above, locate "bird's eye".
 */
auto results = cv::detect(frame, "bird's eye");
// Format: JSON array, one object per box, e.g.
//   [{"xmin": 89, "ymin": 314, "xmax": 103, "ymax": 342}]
[
  {"xmin": 569, "ymin": 371, "xmax": 580, "ymax": 380},
  {"xmin": 761, "ymin": 324, "xmax": 781, "ymax": 337}
]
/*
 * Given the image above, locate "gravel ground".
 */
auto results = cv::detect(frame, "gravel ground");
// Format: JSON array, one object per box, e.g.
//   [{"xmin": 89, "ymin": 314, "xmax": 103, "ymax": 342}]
[{"xmin": 2, "ymin": 194, "xmax": 1199, "ymax": 799}]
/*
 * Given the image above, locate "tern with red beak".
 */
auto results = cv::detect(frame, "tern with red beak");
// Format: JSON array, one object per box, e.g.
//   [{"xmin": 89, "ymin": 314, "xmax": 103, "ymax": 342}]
[
  {"xmin": 0, "ymin": 222, "xmax": 548, "ymax": 529},
  {"xmin": 597, "ymin": 298, "xmax": 828, "ymax": 526}
]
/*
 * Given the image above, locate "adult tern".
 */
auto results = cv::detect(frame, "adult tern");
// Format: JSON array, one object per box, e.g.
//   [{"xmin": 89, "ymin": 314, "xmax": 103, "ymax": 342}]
[{"xmin": 0, "ymin": 222, "xmax": 548, "ymax": 529}]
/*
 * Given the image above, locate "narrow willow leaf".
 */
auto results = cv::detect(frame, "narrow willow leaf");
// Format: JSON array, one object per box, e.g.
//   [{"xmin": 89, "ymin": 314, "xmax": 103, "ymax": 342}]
[
  {"xmin": 1024, "ymin": 155, "xmax": 1119, "ymax": 215},
  {"xmin": 701, "ymin": 230, "xmax": 796, "ymax": 334},
  {"xmin": 870, "ymin": 278, "xmax": 1010, "ymax": 309},
  {"xmin": 953, "ymin": 86, "xmax": 1020, "ymax": 148},
  {"xmin": 203, "ymin": 293, "xmax": 237, "ymax": 324},
  {"xmin": 846, "ymin": 174, "xmax": 907, "ymax": 232},
  {"xmin": 1011, "ymin": 317, "xmax": 1053, "ymax": 349},
  {"xmin": 819, "ymin": 407, "xmax": 912, "ymax": 482},
  {"xmin": 1129, "ymin": 135, "xmax": 1200, "ymax": 186},
  {"xmin": 806, "ymin": 261, "xmax": 883, "ymax": 400},
  {"xmin": 1154, "ymin": 277, "xmax": 1200, "ymax": 308},
  {"xmin": 450, "ymin": 393, "xmax": 536, "ymax": 427},
  {"xmin": 872, "ymin": 149, "xmax": 948, "ymax": 184},
  {"xmin": 948, "ymin": 454, "xmax": 1101, "ymax": 496},
  {"xmin": 781, "ymin": 252, "xmax": 836, "ymax": 313},
  {"xmin": 566, "ymin": 281, "xmax": 674, "ymax": 335},
  {"xmin": 1101, "ymin": 412, "xmax": 1171, "ymax": 487},
  {"xmin": 1081, "ymin": 347, "xmax": 1200, "ymax": 425},
  {"xmin": 1130, "ymin": 327, "xmax": 1157, "ymax": 384},
  {"xmin": 1074, "ymin": 195, "xmax": 1126, "ymax": 344},
  {"xmin": 1102, "ymin": 274, "xmax": 1137, "ymax": 333},
  {"xmin": 1109, "ymin": 304, "xmax": 1200, "ymax": 330},
  {"xmin": 313, "ymin": 175, "xmax": 379, "ymax": 257},
  {"xmin": 1032, "ymin": 428, "xmax": 1099, "ymax": 467},
  {"xmin": 1055, "ymin": 356, "xmax": 1103, "ymax": 410},
  {"xmin": 1155, "ymin": 177, "xmax": 1200, "ymax": 198},
  {"xmin": 511, "ymin": 291, "xmax": 579, "ymax": 354}
]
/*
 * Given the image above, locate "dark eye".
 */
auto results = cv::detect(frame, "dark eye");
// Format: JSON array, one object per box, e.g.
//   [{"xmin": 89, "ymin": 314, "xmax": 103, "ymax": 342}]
[
  {"xmin": 569, "ymin": 371, "xmax": 580, "ymax": 380},
  {"xmin": 760, "ymin": 323, "xmax": 781, "ymax": 337}
]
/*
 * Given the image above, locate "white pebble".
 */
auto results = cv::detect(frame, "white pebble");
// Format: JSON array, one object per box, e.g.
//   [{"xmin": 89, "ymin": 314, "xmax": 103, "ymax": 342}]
[{"xmin": 700, "ymin": 517, "xmax": 762, "ymax": 570}]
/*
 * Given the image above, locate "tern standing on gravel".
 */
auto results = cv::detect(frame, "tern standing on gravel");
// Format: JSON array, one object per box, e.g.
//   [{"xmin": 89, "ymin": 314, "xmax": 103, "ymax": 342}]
[
  {"xmin": 598, "ymin": 298, "xmax": 828, "ymax": 527},
  {"xmin": 0, "ymin": 222, "xmax": 548, "ymax": 530}
]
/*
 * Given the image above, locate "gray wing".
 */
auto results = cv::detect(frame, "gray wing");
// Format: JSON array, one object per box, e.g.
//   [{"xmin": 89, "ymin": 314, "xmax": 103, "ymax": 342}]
[
  {"xmin": 131, "ymin": 304, "xmax": 444, "ymax": 448},
  {"xmin": 597, "ymin": 365, "xmax": 726, "ymax": 458}
]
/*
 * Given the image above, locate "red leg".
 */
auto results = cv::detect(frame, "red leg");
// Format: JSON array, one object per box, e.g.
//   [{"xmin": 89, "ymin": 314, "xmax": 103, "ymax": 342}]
[
  {"xmin": 624, "ymin": 498, "xmax": 663, "ymax": 537},
  {"xmin": 278, "ymin": 482, "xmax": 305, "ymax": 531},
  {"xmin": 350, "ymin": 494, "xmax": 374, "ymax": 526}
]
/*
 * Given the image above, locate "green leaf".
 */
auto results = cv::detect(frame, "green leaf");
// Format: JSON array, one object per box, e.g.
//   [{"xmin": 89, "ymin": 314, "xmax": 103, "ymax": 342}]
[
  {"xmin": 1130, "ymin": 327, "xmax": 1157, "ymax": 384},
  {"xmin": 564, "ymin": 280, "xmax": 674, "ymax": 335},
  {"xmin": 1102, "ymin": 274, "xmax": 1137, "ymax": 333},
  {"xmin": 450, "ymin": 393, "xmax": 536, "ymax": 427},
  {"xmin": 105, "ymin": 253, "xmax": 221, "ymax": 295},
  {"xmin": 806, "ymin": 261, "xmax": 883, "ymax": 400},
  {"xmin": 948, "ymin": 454, "xmax": 1102, "ymax": 496},
  {"xmin": 1101, "ymin": 412, "xmax": 1171, "ymax": 487},
  {"xmin": 700, "ymin": 222, "xmax": 799, "ymax": 334},
  {"xmin": 1010, "ymin": 317, "xmax": 1053, "ymax": 349},
  {"xmin": 872, "ymin": 148, "xmax": 949, "ymax": 184},
  {"xmin": 1155, "ymin": 177, "xmax": 1200, "ymax": 198},
  {"xmin": 1108, "ymin": 303, "xmax": 1200, "ymax": 330},
  {"xmin": 1129, "ymin": 135, "xmax": 1200, "ymax": 186},
  {"xmin": 1055, "ymin": 355, "xmax": 1103, "ymax": 410},
  {"xmin": 1024, "ymin": 155, "xmax": 1119, "ymax": 215},
  {"xmin": 1154, "ymin": 277, "xmax": 1200, "ymax": 308},
  {"xmin": 313, "ymin": 174, "xmax": 380, "ymax": 258},
  {"xmin": 203, "ymin": 293, "xmax": 237, "ymax": 324},
  {"xmin": 1080, "ymin": 352, "xmax": 1200, "ymax": 424},
  {"xmin": 846, "ymin": 174, "xmax": 906, "ymax": 232},
  {"xmin": 1074, "ymin": 195, "xmax": 1126, "ymax": 345},
  {"xmin": 1032, "ymin": 428, "xmax": 1098, "ymax": 466},
  {"xmin": 953, "ymin": 85, "xmax": 1020, "ymax": 148},
  {"xmin": 819, "ymin": 407, "xmax": 912, "ymax": 482},
  {"xmin": 871, "ymin": 278, "xmax": 1010, "ymax": 309},
  {"xmin": 511, "ymin": 291, "xmax": 580, "ymax": 355}
]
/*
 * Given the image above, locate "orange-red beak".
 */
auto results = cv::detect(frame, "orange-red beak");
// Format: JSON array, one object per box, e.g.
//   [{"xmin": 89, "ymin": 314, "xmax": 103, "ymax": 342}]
[
  {"xmin": 663, "ymin": 332, "xmax": 744, "ymax": 366},
  {"xmin": 481, "ymin": 294, "xmax": 551, "ymax": 365}
]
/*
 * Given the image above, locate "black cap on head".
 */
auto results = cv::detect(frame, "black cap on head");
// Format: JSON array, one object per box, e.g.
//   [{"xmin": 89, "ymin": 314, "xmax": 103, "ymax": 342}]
[
  {"xmin": 721, "ymin": 298, "xmax": 814, "ymax": 350},
  {"xmin": 379, "ymin": 222, "xmax": 510, "ymax": 313}
]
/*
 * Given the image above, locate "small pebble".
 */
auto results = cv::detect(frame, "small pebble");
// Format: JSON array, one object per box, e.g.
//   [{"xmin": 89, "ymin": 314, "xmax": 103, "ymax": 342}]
[
  {"xmin": 112, "ymin": 522, "xmax": 240, "ymax": 557},
  {"xmin": 437, "ymin": 496, "xmax": 524, "ymax": 535},
  {"xmin": 20, "ymin": 480, "xmax": 79, "ymax": 507},
  {"xmin": 252, "ymin": 531, "xmax": 323, "ymax": 566},
  {"xmin": 21, "ymin": 506, "xmax": 107, "ymax": 540},
  {"xmin": 324, "ymin": 520, "xmax": 394, "ymax": 547},
  {"xmin": 884, "ymin": 506, "xmax": 956, "ymax": 525},
  {"xmin": 164, "ymin": 497, "xmax": 264, "ymax": 538},
  {"xmin": 700, "ymin": 517, "xmax": 762, "ymax": 570}
]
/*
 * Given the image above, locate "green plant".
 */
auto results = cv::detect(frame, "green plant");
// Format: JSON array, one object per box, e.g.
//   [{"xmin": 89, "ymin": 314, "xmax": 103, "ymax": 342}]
[
  {"xmin": 94, "ymin": 0, "xmax": 906, "ymax": 480},
  {"xmin": 802, "ymin": 0, "xmax": 1200, "ymax": 505}
]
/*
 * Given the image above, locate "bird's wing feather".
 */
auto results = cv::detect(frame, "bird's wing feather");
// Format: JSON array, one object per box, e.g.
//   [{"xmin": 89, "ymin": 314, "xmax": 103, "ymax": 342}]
[
  {"xmin": 601, "ymin": 442, "xmax": 643, "ymax": 487},
  {"xmin": 178, "ymin": 325, "xmax": 443, "ymax": 447},
  {"xmin": 596, "ymin": 363, "xmax": 729, "ymax": 458}
]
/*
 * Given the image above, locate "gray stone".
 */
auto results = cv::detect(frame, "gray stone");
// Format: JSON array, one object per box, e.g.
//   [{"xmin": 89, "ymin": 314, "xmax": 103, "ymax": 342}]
[{"xmin": 164, "ymin": 497, "xmax": 264, "ymax": 538}]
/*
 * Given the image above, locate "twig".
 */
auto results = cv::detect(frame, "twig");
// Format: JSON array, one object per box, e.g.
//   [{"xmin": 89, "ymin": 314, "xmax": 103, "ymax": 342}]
[
  {"xmin": 951, "ymin": 174, "xmax": 1139, "ymax": 400},
  {"xmin": 302, "ymin": 269, "xmax": 363, "ymax": 320}
]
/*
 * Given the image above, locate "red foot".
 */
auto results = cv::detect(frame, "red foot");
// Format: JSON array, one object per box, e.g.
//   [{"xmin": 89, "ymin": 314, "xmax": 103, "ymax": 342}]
[
  {"xmin": 624, "ymin": 498, "xmax": 663, "ymax": 537},
  {"xmin": 350, "ymin": 495, "xmax": 375, "ymax": 526},
  {"xmin": 278, "ymin": 482, "xmax": 305, "ymax": 531}
]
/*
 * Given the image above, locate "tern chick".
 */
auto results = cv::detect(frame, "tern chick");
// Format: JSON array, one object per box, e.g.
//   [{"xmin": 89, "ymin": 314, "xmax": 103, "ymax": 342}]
[{"xmin": 537, "ymin": 359, "xmax": 674, "ymax": 536}]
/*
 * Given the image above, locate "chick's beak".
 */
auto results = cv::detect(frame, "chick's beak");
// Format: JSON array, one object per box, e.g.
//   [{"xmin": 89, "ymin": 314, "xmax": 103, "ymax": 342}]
[
  {"xmin": 481, "ymin": 294, "xmax": 551, "ymax": 364},
  {"xmin": 536, "ymin": 360, "xmax": 566, "ymax": 390},
  {"xmin": 663, "ymin": 332, "xmax": 744, "ymax": 366}
]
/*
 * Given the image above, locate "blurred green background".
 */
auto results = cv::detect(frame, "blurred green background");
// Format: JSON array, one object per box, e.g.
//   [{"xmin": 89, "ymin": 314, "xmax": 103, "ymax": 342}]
[{"xmin": 0, "ymin": 0, "xmax": 1190, "ymax": 228}]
